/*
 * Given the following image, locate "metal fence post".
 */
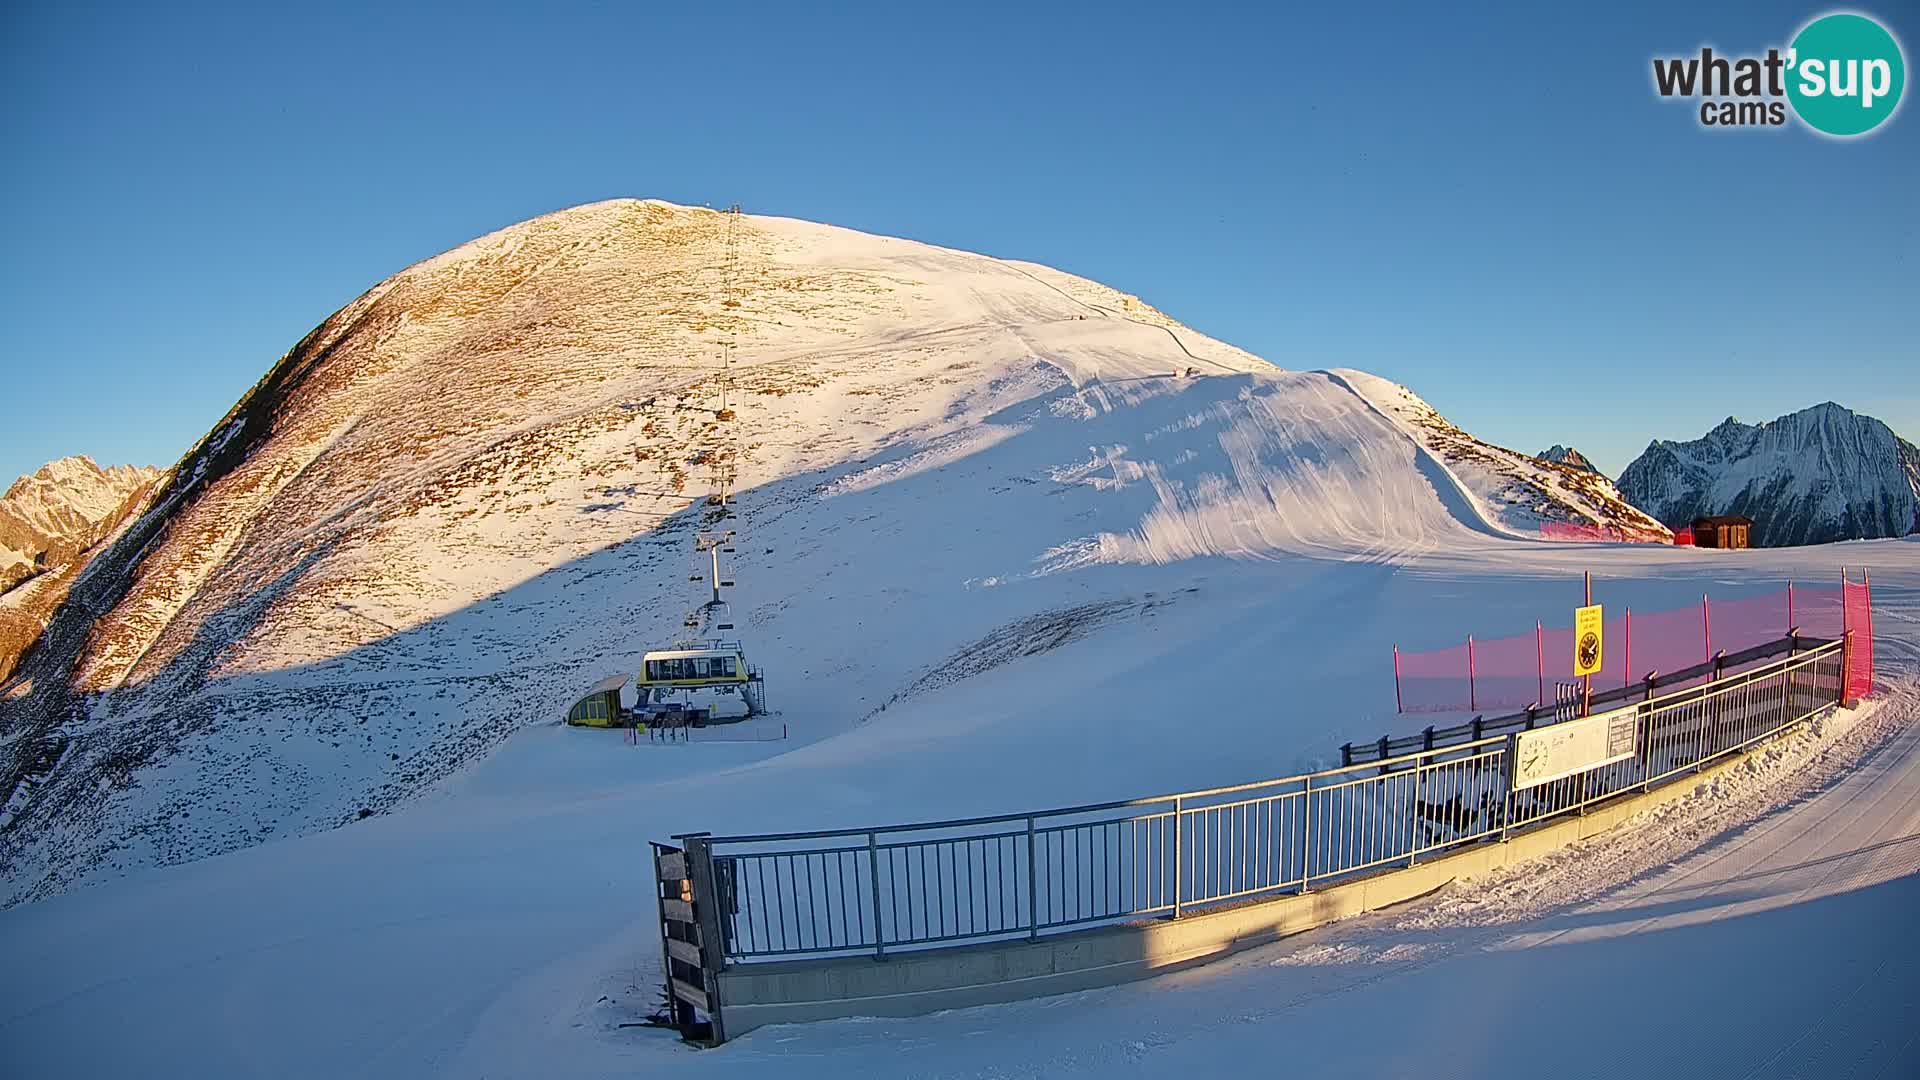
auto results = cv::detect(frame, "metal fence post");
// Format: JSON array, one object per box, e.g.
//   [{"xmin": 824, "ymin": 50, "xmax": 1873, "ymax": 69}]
[
  {"xmin": 1171, "ymin": 797, "xmax": 1184, "ymax": 917},
  {"xmin": 867, "ymin": 831, "xmax": 885, "ymax": 959},
  {"xmin": 1299, "ymin": 777, "xmax": 1312, "ymax": 893},
  {"xmin": 1499, "ymin": 740, "xmax": 1513, "ymax": 841},
  {"xmin": 1025, "ymin": 816, "xmax": 1039, "ymax": 940},
  {"xmin": 1840, "ymin": 629, "xmax": 1854, "ymax": 707},
  {"xmin": 1408, "ymin": 755, "xmax": 1421, "ymax": 867}
]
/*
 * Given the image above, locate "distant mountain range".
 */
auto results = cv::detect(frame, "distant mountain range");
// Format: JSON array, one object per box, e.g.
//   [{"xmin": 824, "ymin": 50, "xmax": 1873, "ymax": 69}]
[
  {"xmin": 0, "ymin": 457, "xmax": 164, "ymax": 688},
  {"xmin": 1536, "ymin": 445, "xmax": 1599, "ymax": 474},
  {"xmin": 1, "ymin": 457, "xmax": 160, "ymax": 596},
  {"xmin": 1617, "ymin": 403, "xmax": 1920, "ymax": 546}
]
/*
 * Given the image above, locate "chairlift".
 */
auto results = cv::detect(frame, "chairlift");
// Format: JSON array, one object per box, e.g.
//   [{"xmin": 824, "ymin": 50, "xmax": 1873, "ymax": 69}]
[{"xmin": 638, "ymin": 643, "xmax": 756, "ymax": 721}]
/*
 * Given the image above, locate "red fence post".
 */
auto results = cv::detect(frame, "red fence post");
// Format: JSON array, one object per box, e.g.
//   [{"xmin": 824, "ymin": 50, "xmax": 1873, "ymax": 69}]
[
  {"xmin": 1468, "ymin": 635, "xmax": 1477, "ymax": 712},
  {"xmin": 1702, "ymin": 594, "xmax": 1712, "ymax": 666},
  {"xmin": 1842, "ymin": 567, "xmax": 1854, "ymax": 702},
  {"xmin": 1865, "ymin": 568, "xmax": 1875, "ymax": 695},
  {"xmin": 1393, "ymin": 645, "xmax": 1403, "ymax": 714},
  {"xmin": 1624, "ymin": 607, "xmax": 1632, "ymax": 690},
  {"xmin": 1536, "ymin": 621, "xmax": 1544, "ymax": 706}
]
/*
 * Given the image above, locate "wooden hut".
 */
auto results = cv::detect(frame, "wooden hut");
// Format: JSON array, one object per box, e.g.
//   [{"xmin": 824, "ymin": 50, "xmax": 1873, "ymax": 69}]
[{"xmin": 1690, "ymin": 514, "xmax": 1753, "ymax": 549}]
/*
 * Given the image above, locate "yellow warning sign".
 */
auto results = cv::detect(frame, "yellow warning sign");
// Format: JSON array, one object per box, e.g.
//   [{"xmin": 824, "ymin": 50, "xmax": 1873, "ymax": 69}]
[{"xmin": 1573, "ymin": 603, "xmax": 1604, "ymax": 677}]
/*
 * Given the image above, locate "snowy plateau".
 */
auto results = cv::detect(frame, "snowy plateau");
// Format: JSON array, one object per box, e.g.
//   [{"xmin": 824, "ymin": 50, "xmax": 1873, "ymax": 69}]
[{"xmin": 0, "ymin": 200, "xmax": 1914, "ymax": 1079}]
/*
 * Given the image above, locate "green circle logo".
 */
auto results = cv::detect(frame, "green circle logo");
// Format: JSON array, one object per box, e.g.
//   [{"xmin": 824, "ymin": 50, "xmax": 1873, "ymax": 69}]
[{"xmin": 1787, "ymin": 13, "xmax": 1906, "ymax": 136}]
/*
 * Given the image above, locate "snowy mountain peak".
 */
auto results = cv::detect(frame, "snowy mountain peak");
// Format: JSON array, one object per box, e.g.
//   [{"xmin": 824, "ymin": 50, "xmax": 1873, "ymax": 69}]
[
  {"xmin": 1536, "ymin": 445, "xmax": 1600, "ymax": 474},
  {"xmin": 1, "ymin": 455, "xmax": 162, "ymax": 596},
  {"xmin": 1618, "ymin": 403, "xmax": 1920, "ymax": 546}
]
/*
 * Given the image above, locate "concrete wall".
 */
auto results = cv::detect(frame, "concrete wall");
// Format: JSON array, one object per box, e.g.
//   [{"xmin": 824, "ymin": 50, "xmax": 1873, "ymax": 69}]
[{"xmin": 716, "ymin": 740, "xmax": 1778, "ymax": 1037}]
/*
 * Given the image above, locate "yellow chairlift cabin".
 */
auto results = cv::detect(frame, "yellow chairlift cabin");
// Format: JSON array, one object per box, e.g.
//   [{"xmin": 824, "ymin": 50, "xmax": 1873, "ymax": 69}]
[{"xmin": 637, "ymin": 640, "xmax": 765, "ymax": 724}]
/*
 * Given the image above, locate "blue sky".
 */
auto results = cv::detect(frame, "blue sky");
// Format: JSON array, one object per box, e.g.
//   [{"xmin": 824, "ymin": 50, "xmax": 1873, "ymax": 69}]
[{"xmin": 2, "ymin": 0, "xmax": 1914, "ymax": 483}]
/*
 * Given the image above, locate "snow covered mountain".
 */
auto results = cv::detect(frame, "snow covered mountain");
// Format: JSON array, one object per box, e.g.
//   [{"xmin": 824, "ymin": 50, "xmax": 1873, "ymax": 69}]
[
  {"xmin": 1338, "ymin": 375, "xmax": 1668, "ymax": 540},
  {"xmin": 1536, "ymin": 445, "xmax": 1600, "ymax": 474},
  {"xmin": 0, "ymin": 199, "xmax": 1654, "ymax": 903},
  {"xmin": 0, "ymin": 458, "xmax": 163, "ymax": 687},
  {"xmin": 1617, "ymin": 404, "xmax": 1920, "ymax": 546},
  {"xmin": 0, "ymin": 457, "xmax": 160, "ymax": 595}
]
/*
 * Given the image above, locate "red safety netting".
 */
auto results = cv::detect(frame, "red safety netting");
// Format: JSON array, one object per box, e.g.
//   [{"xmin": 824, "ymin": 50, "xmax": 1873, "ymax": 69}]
[
  {"xmin": 1394, "ymin": 582, "xmax": 1867, "ymax": 713},
  {"xmin": 1845, "ymin": 576, "xmax": 1874, "ymax": 699},
  {"xmin": 1539, "ymin": 522, "xmax": 1669, "ymax": 543},
  {"xmin": 1395, "ymin": 641, "xmax": 1471, "ymax": 713}
]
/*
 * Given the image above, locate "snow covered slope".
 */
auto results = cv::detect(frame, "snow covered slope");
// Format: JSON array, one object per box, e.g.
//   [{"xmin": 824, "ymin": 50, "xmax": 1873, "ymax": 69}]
[
  {"xmin": 1618, "ymin": 403, "xmax": 1920, "ymax": 546},
  {"xmin": 0, "ymin": 457, "xmax": 160, "ymax": 595},
  {"xmin": 0, "ymin": 535, "xmax": 1912, "ymax": 1079},
  {"xmin": 1335, "ymin": 371, "xmax": 1670, "ymax": 540},
  {"xmin": 0, "ymin": 200, "xmax": 1647, "ymax": 903}
]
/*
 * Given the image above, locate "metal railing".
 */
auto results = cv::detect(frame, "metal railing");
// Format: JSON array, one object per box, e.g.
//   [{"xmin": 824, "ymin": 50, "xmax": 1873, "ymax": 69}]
[{"xmin": 691, "ymin": 637, "xmax": 1849, "ymax": 963}]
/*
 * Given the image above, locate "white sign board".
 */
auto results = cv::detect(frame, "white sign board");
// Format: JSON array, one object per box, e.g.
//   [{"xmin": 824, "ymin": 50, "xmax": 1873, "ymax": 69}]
[{"xmin": 1510, "ymin": 705, "xmax": 1640, "ymax": 790}]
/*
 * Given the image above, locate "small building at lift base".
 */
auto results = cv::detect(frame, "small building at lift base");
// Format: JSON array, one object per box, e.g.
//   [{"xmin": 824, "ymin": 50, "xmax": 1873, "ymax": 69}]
[
  {"xmin": 1691, "ymin": 514, "xmax": 1754, "ymax": 549},
  {"xmin": 565, "ymin": 674, "xmax": 630, "ymax": 727}
]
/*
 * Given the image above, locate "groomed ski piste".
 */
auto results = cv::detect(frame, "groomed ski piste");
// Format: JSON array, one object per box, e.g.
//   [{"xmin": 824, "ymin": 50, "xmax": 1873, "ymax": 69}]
[{"xmin": 1, "ymin": 202, "xmax": 1914, "ymax": 1077}]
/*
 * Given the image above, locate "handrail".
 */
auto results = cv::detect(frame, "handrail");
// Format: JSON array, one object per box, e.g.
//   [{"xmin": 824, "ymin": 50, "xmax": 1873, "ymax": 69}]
[
  {"xmin": 703, "ymin": 637, "xmax": 1843, "ymax": 846},
  {"xmin": 678, "ymin": 636, "xmax": 1847, "ymax": 969}
]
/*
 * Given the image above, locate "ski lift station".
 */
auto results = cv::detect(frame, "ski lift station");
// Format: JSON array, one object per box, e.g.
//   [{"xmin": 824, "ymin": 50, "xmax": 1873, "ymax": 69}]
[
  {"xmin": 563, "ymin": 644, "xmax": 766, "ymax": 728},
  {"xmin": 638, "ymin": 641, "xmax": 764, "ymax": 720}
]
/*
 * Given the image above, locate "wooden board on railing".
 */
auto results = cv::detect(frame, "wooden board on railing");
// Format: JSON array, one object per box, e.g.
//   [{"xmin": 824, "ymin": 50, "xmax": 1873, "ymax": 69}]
[
  {"xmin": 666, "ymin": 937, "xmax": 705, "ymax": 966},
  {"xmin": 670, "ymin": 977, "xmax": 710, "ymax": 1010},
  {"xmin": 662, "ymin": 898, "xmax": 696, "ymax": 924},
  {"xmin": 656, "ymin": 851, "xmax": 688, "ymax": 881}
]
